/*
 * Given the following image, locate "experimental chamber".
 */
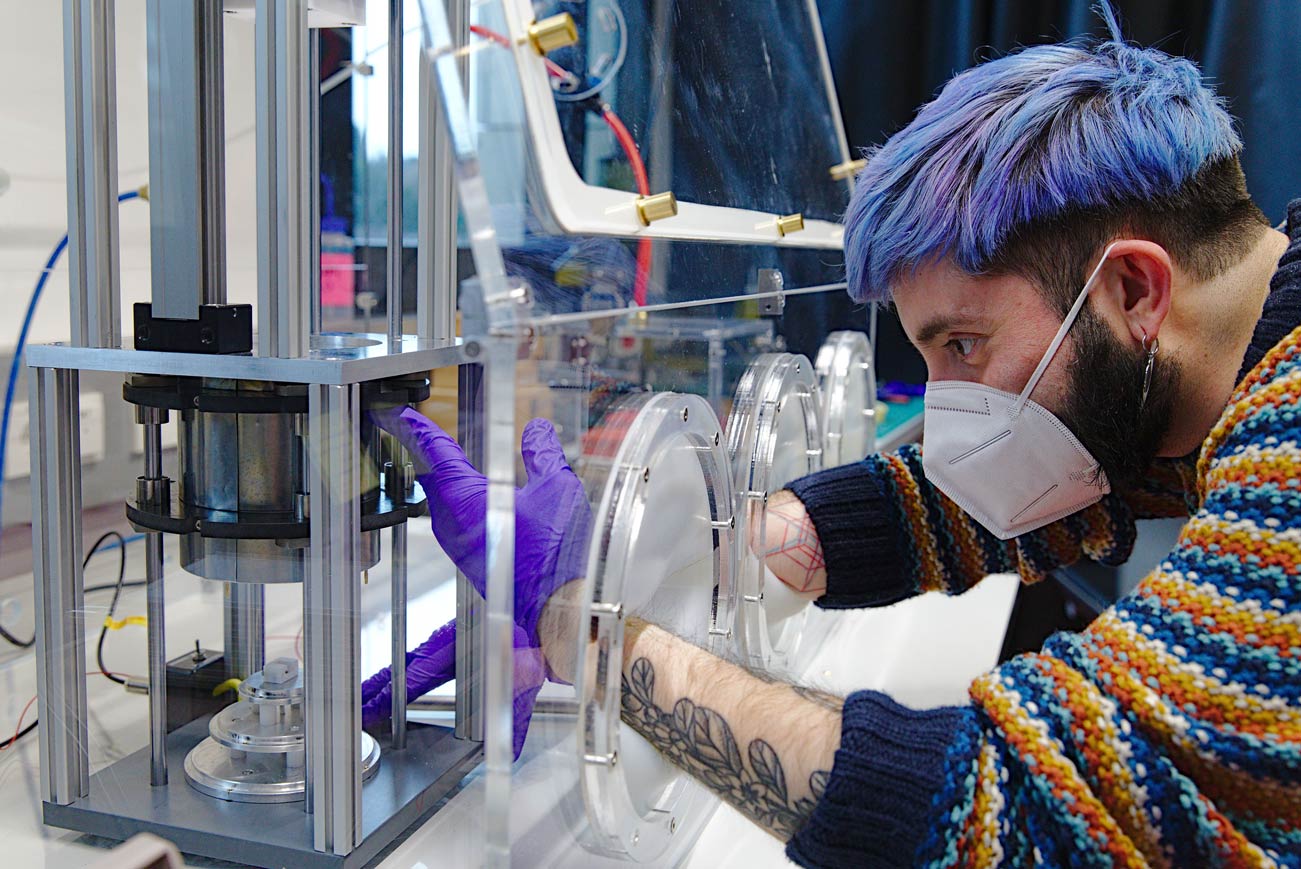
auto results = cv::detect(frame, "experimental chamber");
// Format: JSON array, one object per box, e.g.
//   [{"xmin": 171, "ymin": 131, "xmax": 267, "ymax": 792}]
[{"xmin": 25, "ymin": 0, "xmax": 874, "ymax": 865}]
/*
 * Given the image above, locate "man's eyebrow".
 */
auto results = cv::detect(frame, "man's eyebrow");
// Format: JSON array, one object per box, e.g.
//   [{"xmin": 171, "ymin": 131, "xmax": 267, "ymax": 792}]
[{"xmin": 913, "ymin": 316, "xmax": 959, "ymax": 347}]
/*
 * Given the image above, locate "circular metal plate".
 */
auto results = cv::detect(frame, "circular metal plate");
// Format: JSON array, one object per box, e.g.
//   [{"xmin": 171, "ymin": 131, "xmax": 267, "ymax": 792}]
[
  {"xmin": 183, "ymin": 732, "xmax": 379, "ymax": 803},
  {"xmin": 209, "ymin": 700, "xmax": 304, "ymax": 753},
  {"xmin": 726, "ymin": 353, "xmax": 824, "ymax": 670},
  {"xmin": 815, "ymin": 330, "xmax": 876, "ymax": 467},
  {"xmin": 574, "ymin": 392, "xmax": 736, "ymax": 863}
]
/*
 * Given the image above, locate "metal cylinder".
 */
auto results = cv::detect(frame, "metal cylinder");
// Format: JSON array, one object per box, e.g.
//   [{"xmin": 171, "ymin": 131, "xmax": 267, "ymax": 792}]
[{"xmin": 176, "ymin": 380, "xmax": 381, "ymax": 583}]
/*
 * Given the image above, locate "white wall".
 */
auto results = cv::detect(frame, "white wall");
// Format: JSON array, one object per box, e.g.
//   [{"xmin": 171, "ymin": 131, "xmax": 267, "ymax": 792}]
[{"xmin": 0, "ymin": 1, "xmax": 262, "ymax": 352}]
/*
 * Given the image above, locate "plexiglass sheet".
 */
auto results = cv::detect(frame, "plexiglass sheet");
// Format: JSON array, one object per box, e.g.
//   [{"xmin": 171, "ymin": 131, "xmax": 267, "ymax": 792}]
[
  {"xmin": 816, "ymin": 330, "xmax": 877, "ymax": 467},
  {"xmin": 725, "ymin": 354, "xmax": 823, "ymax": 673}
]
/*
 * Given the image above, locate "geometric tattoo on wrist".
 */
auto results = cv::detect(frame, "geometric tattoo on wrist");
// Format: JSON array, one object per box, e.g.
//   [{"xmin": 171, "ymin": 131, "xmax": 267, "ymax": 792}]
[
  {"xmin": 762, "ymin": 508, "xmax": 827, "ymax": 593},
  {"xmin": 621, "ymin": 657, "xmax": 830, "ymax": 841}
]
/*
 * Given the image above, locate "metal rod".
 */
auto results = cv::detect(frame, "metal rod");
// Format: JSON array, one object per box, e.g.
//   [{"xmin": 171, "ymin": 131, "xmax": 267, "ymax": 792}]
[
  {"xmin": 386, "ymin": 0, "xmax": 404, "ymax": 346},
  {"xmin": 63, "ymin": 0, "xmax": 121, "ymax": 348},
  {"xmin": 411, "ymin": 696, "xmax": 577, "ymax": 716},
  {"xmin": 223, "ymin": 583, "xmax": 266, "ymax": 679},
  {"xmin": 29, "ymin": 367, "xmax": 90, "ymax": 805},
  {"xmin": 256, "ymin": 0, "xmax": 312, "ymax": 358},
  {"xmin": 390, "ymin": 468, "xmax": 408, "ymax": 748},
  {"xmin": 142, "ymin": 419, "xmax": 167, "ymax": 785},
  {"xmin": 145, "ymin": 530, "xmax": 167, "ymax": 786}
]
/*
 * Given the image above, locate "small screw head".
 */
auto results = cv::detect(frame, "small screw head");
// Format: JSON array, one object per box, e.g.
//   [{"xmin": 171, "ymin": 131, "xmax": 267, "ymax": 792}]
[
  {"xmin": 714, "ymin": 432, "xmax": 720, "ymax": 446},
  {"xmin": 681, "ymin": 406, "xmax": 689, "ymax": 422},
  {"xmin": 642, "ymin": 467, "xmax": 650, "ymax": 483},
  {"xmin": 464, "ymin": 340, "xmax": 481, "ymax": 359},
  {"xmin": 669, "ymin": 817, "xmax": 678, "ymax": 834}
]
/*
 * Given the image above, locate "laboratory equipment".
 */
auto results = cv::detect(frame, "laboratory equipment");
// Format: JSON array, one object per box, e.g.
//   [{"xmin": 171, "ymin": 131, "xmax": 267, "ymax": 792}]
[{"xmin": 26, "ymin": 0, "xmax": 863, "ymax": 865}]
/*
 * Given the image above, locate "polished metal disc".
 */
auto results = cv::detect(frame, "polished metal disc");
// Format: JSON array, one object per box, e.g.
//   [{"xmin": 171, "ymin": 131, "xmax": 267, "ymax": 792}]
[
  {"xmin": 183, "ymin": 732, "xmax": 380, "ymax": 803},
  {"xmin": 209, "ymin": 700, "xmax": 304, "ymax": 753}
]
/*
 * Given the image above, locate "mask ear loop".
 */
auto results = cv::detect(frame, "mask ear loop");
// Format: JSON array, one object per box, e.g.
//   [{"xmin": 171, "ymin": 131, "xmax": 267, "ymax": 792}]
[{"xmin": 1012, "ymin": 242, "xmax": 1120, "ymax": 418}]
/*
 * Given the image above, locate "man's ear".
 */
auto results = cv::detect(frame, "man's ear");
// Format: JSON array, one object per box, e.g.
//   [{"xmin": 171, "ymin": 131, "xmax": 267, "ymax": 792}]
[{"xmin": 1094, "ymin": 240, "xmax": 1173, "ymax": 345}]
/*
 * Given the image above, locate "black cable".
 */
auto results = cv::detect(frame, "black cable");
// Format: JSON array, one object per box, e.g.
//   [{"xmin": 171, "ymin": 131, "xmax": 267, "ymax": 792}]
[
  {"xmin": 91, "ymin": 530, "xmax": 130, "ymax": 685},
  {"xmin": 0, "ymin": 623, "xmax": 31, "ymax": 649},
  {"xmin": 0, "ymin": 530, "xmax": 133, "ymax": 749},
  {"xmin": 0, "ymin": 531, "xmax": 135, "ymax": 650},
  {"xmin": 0, "ymin": 717, "xmax": 37, "ymax": 751}
]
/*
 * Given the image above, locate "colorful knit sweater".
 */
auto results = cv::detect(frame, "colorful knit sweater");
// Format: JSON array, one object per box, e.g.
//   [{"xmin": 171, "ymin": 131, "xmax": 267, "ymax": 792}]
[{"xmin": 785, "ymin": 201, "xmax": 1301, "ymax": 868}]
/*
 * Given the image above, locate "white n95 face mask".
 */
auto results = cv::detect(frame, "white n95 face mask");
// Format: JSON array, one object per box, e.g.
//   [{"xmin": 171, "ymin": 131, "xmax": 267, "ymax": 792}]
[{"xmin": 921, "ymin": 245, "xmax": 1118, "ymax": 540}]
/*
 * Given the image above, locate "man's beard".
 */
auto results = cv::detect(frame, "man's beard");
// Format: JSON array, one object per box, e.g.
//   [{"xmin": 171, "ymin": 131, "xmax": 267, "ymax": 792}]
[{"xmin": 1054, "ymin": 305, "xmax": 1182, "ymax": 491}]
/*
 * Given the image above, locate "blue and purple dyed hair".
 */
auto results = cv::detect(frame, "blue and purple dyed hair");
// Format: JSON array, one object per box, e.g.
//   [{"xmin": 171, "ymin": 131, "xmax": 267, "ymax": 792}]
[{"xmin": 844, "ymin": 34, "xmax": 1246, "ymax": 304}]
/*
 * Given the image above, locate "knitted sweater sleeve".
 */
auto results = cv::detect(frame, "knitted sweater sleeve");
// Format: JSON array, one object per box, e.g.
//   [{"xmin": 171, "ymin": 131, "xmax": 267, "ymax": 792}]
[
  {"xmin": 789, "ymin": 327, "xmax": 1301, "ymax": 867},
  {"xmin": 787, "ymin": 444, "xmax": 1139, "ymax": 608}
]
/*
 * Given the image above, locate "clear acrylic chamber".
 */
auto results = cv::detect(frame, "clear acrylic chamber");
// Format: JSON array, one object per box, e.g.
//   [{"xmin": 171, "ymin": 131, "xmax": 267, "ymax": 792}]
[{"xmin": 409, "ymin": 0, "xmax": 877, "ymax": 862}]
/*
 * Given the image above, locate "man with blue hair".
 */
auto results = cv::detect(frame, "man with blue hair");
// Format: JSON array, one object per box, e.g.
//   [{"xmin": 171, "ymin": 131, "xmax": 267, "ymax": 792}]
[{"xmin": 376, "ymin": 20, "xmax": 1301, "ymax": 867}]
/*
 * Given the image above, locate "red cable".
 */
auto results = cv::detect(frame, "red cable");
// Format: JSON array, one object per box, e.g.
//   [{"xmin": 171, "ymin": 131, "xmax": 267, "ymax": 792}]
[
  {"xmin": 599, "ymin": 107, "xmax": 652, "ymax": 306},
  {"xmin": 0, "ymin": 695, "xmax": 36, "ymax": 752},
  {"xmin": 469, "ymin": 25, "xmax": 572, "ymax": 81},
  {"xmin": 469, "ymin": 25, "xmax": 653, "ymax": 305}
]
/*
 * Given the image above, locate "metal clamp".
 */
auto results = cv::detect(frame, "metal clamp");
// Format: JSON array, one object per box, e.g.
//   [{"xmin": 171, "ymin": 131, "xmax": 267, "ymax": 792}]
[
  {"xmin": 527, "ymin": 13, "xmax": 578, "ymax": 55},
  {"xmin": 636, "ymin": 191, "xmax": 678, "ymax": 226}
]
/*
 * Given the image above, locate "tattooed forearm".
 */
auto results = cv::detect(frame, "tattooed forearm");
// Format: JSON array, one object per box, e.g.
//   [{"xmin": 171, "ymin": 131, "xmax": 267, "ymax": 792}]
[
  {"xmin": 621, "ymin": 656, "xmax": 831, "ymax": 840},
  {"xmin": 759, "ymin": 492, "xmax": 827, "ymax": 594}
]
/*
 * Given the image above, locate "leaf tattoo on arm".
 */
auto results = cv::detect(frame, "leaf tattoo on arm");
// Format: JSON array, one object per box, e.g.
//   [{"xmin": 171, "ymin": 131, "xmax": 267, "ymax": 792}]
[{"xmin": 620, "ymin": 657, "xmax": 832, "ymax": 840}]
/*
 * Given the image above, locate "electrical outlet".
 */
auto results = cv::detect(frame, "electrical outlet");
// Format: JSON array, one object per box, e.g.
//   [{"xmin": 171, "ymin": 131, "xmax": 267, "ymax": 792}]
[{"xmin": 4, "ymin": 392, "xmax": 105, "ymax": 480}]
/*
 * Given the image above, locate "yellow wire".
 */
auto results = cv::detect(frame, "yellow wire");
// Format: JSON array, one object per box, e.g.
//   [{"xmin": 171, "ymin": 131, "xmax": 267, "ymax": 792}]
[
  {"xmin": 212, "ymin": 678, "xmax": 243, "ymax": 698},
  {"xmin": 102, "ymin": 615, "xmax": 146, "ymax": 631}
]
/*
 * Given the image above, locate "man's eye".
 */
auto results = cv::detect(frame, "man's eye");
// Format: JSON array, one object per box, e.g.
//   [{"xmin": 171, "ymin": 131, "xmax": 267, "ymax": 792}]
[{"xmin": 946, "ymin": 337, "xmax": 978, "ymax": 359}]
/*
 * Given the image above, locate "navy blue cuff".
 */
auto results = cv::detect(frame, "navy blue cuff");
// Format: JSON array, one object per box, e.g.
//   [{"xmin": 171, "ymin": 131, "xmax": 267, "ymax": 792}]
[
  {"xmin": 786, "ymin": 691, "xmax": 969, "ymax": 869},
  {"xmin": 786, "ymin": 459, "xmax": 912, "ymax": 608}
]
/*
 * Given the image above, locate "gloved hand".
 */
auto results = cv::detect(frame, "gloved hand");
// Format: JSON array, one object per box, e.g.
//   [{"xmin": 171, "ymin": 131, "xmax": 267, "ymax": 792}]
[
  {"xmin": 362, "ymin": 408, "xmax": 591, "ymax": 757},
  {"xmin": 375, "ymin": 407, "xmax": 592, "ymax": 649},
  {"xmin": 360, "ymin": 618, "xmax": 547, "ymax": 759}
]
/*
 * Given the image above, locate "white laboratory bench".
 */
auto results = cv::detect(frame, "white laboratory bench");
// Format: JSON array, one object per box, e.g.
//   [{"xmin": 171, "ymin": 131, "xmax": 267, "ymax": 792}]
[{"xmin": 0, "ymin": 526, "xmax": 1016, "ymax": 868}]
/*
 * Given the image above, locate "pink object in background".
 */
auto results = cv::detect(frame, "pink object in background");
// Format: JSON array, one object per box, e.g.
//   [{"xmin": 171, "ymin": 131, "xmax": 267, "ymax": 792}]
[{"xmin": 321, "ymin": 216, "xmax": 356, "ymax": 309}]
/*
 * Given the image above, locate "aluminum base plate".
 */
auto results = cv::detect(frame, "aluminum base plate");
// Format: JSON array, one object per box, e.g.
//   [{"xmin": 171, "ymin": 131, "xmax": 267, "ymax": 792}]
[{"xmin": 43, "ymin": 716, "xmax": 482, "ymax": 869}]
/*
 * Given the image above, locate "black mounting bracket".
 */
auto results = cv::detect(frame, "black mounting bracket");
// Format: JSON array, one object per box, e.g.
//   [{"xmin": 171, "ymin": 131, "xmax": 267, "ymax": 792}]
[{"xmin": 133, "ymin": 303, "xmax": 253, "ymax": 354}]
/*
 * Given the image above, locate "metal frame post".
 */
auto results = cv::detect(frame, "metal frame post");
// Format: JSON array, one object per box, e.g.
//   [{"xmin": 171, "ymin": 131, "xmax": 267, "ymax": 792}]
[
  {"xmin": 454, "ymin": 362, "xmax": 485, "ymax": 741},
  {"xmin": 309, "ymin": 27, "xmax": 322, "ymax": 335},
  {"xmin": 63, "ymin": 0, "xmax": 121, "ymax": 348},
  {"xmin": 416, "ymin": 0, "xmax": 467, "ymax": 342},
  {"xmin": 29, "ymin": 367, "xmax": 90, "ymax": 804},
  {"xmin": 305, "ymin": 383, "xmax": 363, "ymax": 855},
  {"xmin": 387, "ymin": 0, "xmax": 405, "ymax": 346},
  {"xmin": 145, "ymin": 0, "xmax": 227, "ymax": 318},
  {"xmin": 256, "ymin": 0, "xmax": 313, "ymax": 358}
]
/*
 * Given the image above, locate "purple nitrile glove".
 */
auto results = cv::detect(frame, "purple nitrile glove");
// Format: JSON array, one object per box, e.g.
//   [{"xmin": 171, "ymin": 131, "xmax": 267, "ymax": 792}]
[
  {"xmin": 363, "ymin": 407, "xmax": 590, "ymax": 758},
  {"xmin": 360, "ymin": 618, "xmax": 546, "ymax": 758},
  {"xmin": 374, "ymin": 407, "xmax": 592, "ymax": 650}
]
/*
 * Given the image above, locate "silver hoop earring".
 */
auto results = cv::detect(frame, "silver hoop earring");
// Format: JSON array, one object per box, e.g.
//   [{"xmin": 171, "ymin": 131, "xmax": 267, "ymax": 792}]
[{"xmin": 1140, "ymin": 329, "xmax": 1160, "ymax": 411}]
